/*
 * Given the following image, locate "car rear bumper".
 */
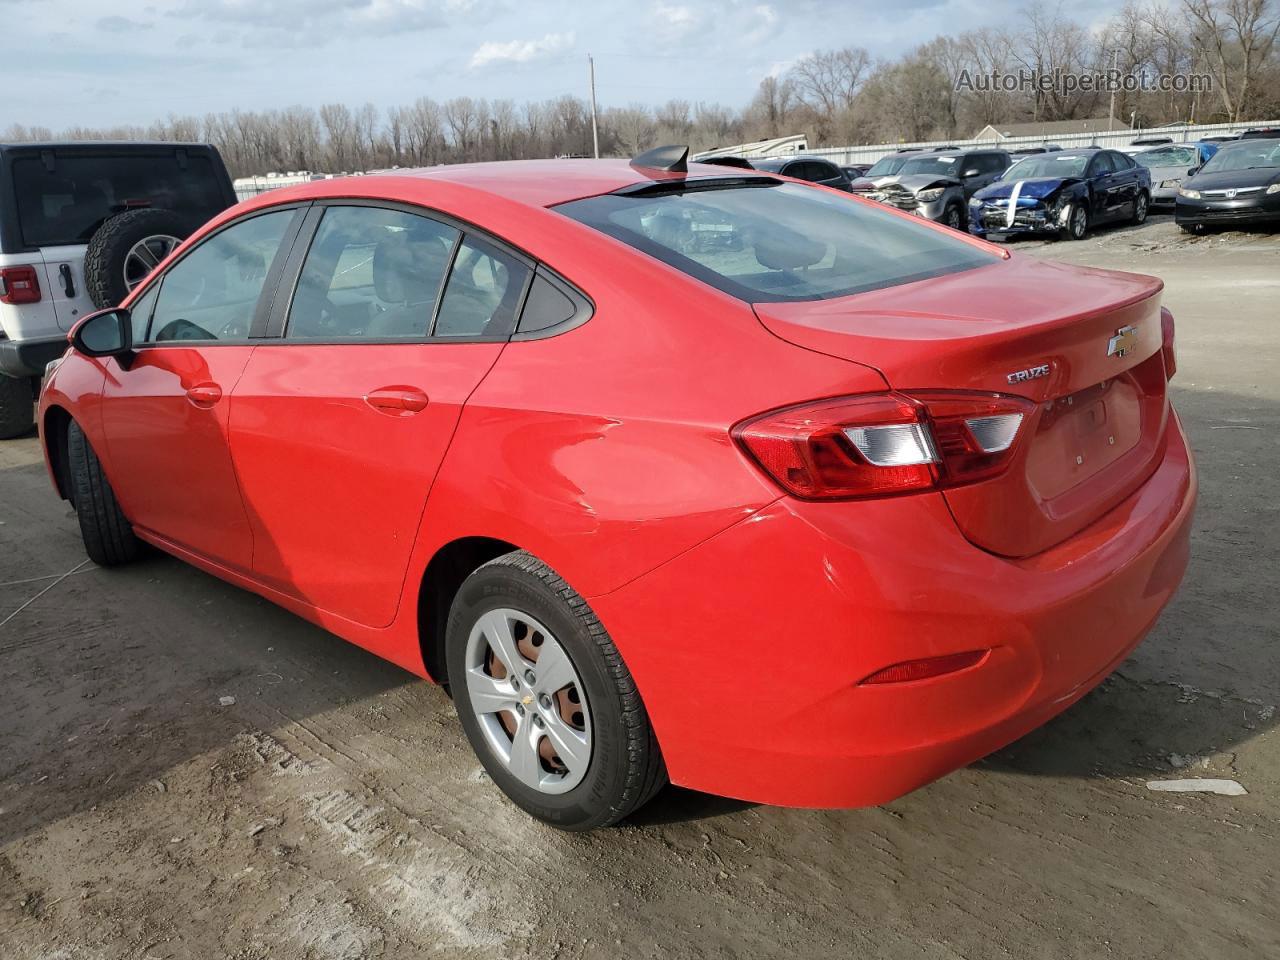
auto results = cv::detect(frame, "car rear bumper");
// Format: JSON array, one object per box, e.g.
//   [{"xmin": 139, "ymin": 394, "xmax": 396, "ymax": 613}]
[
  {"xmin": 593, "ymin": 411, "xmax": 1196, "ymax": 808},
  {"xmin": 0, "ymin": 335, "xmax": 67, "ymax": 379}
]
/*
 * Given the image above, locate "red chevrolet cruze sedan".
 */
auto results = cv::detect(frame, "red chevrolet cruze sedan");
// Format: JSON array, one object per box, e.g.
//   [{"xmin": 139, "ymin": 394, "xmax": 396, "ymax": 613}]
[{"xmin": 38, "ymin": 151, "xmax": 1196, "ymax": 830}]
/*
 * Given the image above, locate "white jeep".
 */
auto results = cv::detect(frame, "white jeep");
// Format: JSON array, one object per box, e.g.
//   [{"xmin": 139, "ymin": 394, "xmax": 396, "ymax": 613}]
[{"xmin": 0, "ymin": 141, "xmax": 236, "ymax": 437}]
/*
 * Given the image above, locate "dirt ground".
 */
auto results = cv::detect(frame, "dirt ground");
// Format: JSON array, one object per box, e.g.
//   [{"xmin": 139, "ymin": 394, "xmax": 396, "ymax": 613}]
[{"xmin": 2, "ymin": 214, "xmax": 1277, "ymax": 959}]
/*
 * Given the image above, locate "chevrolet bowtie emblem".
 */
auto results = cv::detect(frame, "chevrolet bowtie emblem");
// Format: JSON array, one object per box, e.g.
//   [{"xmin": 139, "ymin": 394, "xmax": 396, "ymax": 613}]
[{"xmin": 1107, "ymin": 325, "xmax": 1138, "ymax": 358}]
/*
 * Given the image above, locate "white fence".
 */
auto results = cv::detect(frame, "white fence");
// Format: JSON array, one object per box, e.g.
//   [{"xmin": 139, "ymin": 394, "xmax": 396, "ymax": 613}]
[{"xmin": 803, "ymin": 120, "xmax": 1280, "ymax": 166}]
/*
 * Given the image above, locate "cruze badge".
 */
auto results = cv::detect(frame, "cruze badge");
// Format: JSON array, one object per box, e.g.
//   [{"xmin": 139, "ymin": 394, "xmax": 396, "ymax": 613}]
[
  {"xmin": 1107, "ymin": 325, "xmax": 1139, "ymax": 358},
  {"xmin": 1007, "ymin": 363, "xmax": 1051, "ymax": 385}
]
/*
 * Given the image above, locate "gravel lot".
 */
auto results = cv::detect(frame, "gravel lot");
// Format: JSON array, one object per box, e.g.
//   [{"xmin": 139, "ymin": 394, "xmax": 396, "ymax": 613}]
[{"xmin": 2, "ymin": 214, "xmax": 1278, "ymax": 959}]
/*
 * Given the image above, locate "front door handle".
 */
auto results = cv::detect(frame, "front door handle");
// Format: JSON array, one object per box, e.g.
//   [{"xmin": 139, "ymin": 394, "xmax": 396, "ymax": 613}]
[
  {"xmin": 364, "ymin": 387, "xmax": 429, "ymax": 416},
  {"xmin": 186, "ymin": 383, "xmax": 222, "ymax": 408}
]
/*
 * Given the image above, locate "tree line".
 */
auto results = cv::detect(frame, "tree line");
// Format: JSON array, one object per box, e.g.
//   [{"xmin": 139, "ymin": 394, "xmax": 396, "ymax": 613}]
[{"xmin": 5, "ymin": 0, "xmax": 1277, "ymax": 177}]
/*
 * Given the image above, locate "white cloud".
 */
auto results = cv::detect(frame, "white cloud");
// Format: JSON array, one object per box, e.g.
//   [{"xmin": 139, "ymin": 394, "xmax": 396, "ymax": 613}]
[
  {"xmin": 652, "ymin": 2, "xmax": 701, "ymax": 39},
  {"xmin": 469, "ymin": 31, "xmax": 575, "ymax": 69},
  {"xmin": 742, "ymin": 4, "xmax": 778, "ymax": 43}
]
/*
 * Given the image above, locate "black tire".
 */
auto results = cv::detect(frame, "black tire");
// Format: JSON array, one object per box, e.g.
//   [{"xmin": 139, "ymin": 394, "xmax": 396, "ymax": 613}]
[
  {"xmin": 942, "ymin": 204, "xmax": 964, "ymax": 231},
  {"xmin": 84, "ymin": 208, "xmax": 192, "ymax": 309},
  {"xmin": 1131, "ymin": 191, "xmax": 1149, "ymax": 225},
  {"xmin": 66, "ymin": 420, "xmax": 139, "ymax": 566},
  {"xmin": 0, "ymin": 373, "xmax": 35, "ymax": 439},
  {"xmin": 446, "ymin": 550, "xmax": 666, "ymax": 831},
  {"xmin": 1059, "ymin": 203, "xmax": 1088, "ymax": 241}
]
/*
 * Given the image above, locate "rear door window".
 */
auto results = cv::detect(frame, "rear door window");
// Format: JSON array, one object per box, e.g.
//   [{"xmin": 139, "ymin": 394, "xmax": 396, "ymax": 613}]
[
  {"xmin": 11, "ymin": 153, "xmax": 226, "ymax": 248},
  {"xmin": 433, "ymin": 236, "xmax": 530, "ymax": 338},
  {"xmin": 558, "ymin": 181, "xmax": 998, "ymax": 303},
  {"xmin": 285, "ymin": 205, "xmax": 459, "ymax": 341}
]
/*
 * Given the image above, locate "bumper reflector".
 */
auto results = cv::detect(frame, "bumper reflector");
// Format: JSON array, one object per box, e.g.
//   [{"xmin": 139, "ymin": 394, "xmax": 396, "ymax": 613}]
[{"xmin": 859, "ymin": 650, "xmax": 988, "ymax": 685}]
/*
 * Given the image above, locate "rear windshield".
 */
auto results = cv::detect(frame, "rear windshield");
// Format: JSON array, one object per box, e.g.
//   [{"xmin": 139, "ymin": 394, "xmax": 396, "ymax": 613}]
[
  {"xmin": 557, "ymin": 181, "xmax": 998, "ymax": 303},
  {"xmin": 11, "ymin": 153, "xmax": 227, "ymax": 248}
]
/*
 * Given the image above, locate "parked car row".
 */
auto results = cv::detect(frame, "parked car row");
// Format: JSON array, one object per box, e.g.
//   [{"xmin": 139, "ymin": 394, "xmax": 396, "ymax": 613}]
[{"xmin": 820, "ymin": 135, "xmax": 1278, "ymax": 241}]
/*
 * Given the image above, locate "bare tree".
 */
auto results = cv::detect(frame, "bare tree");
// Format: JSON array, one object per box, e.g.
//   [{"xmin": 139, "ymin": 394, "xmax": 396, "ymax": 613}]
[
  {"xmin": 443, "ymin": 97, "xmax": 480, "ymax": 160},
  {"xmin": 1179, "ymin": 0, "xmax": 1280, "ymax": 119},
  {"xmin": 791, "ymin": 47, "xmax": 871, "ymax": 115},
  {"xmin": 319, "ymin": 103, "xmax": 356, "ymax": 172}
]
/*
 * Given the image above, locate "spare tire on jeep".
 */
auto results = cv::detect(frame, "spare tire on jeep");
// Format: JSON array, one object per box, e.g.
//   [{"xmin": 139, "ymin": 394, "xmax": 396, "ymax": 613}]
[{"xmin": 84, "ymin": 208, "xmax": 193, "ymax": 309}]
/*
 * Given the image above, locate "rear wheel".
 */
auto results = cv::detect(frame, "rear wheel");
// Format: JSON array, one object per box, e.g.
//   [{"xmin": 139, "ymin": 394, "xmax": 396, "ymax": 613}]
[
  {"xmin": 0, "ymin": 374, "xmax": 35, "ymax": 439},
  {"xmin": 1131, "ymin": 191, "xmax": 1149, "ymax": 225},
  {"xmin": 67, "ymin": 420, "xmax": 139, "ymax": 566},
  {"xmin": 446, "ymin": 551, "xmax": 666, "ymax": 830}
]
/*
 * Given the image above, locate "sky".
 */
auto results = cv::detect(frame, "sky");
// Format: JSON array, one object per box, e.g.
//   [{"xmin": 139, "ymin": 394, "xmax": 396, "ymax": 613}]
[{"xmin": 6, "ymin": 0, "xmax": 1129, "ymax": 131}]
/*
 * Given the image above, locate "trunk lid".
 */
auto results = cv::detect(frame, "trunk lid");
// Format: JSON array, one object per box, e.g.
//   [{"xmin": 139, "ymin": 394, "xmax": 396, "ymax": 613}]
[{"xmin": 754, "ymin": 256, "xmax": 1170, "ymax": 558}]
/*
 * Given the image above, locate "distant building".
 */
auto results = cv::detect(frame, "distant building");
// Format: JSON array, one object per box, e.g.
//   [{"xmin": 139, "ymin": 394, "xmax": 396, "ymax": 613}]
[{"xmin": 973, "ymin": 118, "xmax": 1132, "ymax": 140}]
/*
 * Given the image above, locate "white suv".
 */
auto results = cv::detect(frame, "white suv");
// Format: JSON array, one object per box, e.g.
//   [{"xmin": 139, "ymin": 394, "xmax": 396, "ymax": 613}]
[{"xmin": 0, "ymin": 141, "xmax": 236, "ymax": 437}]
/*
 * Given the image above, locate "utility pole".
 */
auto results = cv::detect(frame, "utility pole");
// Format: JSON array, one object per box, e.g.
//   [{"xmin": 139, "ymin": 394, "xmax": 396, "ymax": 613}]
[
  {"xmin": 589, "ymin": 54, "xmax": 600, "ymax": 159},
  {"xmin": 1108, "ymin": 48, "xmax": 1119, "ymax": 132}
]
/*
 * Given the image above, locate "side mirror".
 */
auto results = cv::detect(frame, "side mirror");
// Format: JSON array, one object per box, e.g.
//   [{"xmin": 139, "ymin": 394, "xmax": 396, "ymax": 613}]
[
  {"xmin": 70, "ymin": 307, "xmax": 133, "ymax": 361},
  {"xmin": 963, "ymin": 168, "xmax": 980, "ymax": 178},
  {"xmin": 1187, "ymin": 166, "xmax": 1200, "ymax": 177}
]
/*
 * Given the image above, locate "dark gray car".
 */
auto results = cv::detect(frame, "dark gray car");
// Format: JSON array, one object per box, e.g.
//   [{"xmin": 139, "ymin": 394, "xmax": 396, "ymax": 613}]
[
  {"xmin": 750, "ymin": 156, "xmax": 853, "ymax": 191},
  {"xmin": 867, "ymin": 149, "xmax": 1010, "ymax": 229}
]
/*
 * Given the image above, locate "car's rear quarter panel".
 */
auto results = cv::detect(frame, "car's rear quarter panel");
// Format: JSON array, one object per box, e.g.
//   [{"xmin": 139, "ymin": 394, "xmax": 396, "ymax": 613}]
[{"xmin": 403, "ymin": 189, "xmax": 892, "ymax": 598}]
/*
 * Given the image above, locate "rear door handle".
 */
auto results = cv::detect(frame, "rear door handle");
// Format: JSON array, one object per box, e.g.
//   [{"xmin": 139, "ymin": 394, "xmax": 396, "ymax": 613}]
[
  {"xmin": 186, "ymin": 383, "xmax": 222, "ymax": 408},
  {"xmin": 59, "ymin": 264, "xmax": 75, "ymax": 298},
  {"xmin": 364, "ymin": 387, "xmax": 429, "ymax": 415}
]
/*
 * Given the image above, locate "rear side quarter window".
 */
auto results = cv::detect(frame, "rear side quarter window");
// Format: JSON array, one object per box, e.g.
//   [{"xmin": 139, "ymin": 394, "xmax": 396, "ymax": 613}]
[{"xmin": 514, "ymin": 268, "xmax": 593, "ymax": 338}]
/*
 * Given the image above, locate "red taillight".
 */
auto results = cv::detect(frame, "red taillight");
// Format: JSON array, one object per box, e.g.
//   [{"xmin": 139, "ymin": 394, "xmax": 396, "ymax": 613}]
[
  {"xmin": 0, "ymin": 265, "xmax": 42, "ymax": 305},
  {"xmin": 733, "ymin": 391, "xmax": 1033, "ymax": 500},
  {"xmin": 1160, "ymin": 307, "xmax": 1176, "ymax": 380},
  {"xmin": 859, "ymin": 650, "xmax": 988, "ymax": 684}
]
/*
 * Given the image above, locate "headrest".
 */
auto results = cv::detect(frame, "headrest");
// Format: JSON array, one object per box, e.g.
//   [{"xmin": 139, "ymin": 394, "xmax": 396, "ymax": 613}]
[
  {"xmin": 754, "ymin": 230, "xmax": 827, "ymax": 271},
  {"xmin": 373, "ymin": 231, "xmax": 451, "ymax": 304}
]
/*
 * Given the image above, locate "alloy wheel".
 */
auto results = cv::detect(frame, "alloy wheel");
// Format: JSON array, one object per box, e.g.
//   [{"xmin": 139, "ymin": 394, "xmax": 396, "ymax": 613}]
[
  {"xmin": 945, "ymin": 207, "xmax": 962, "ymax": 230},
  {"xmin": 123, "ymin": 234, "xmax": 180, "ymax": 293},
  {"xmin": 1072, "ymin": 206, "xmax": 1088, "ymax": 239},
  {"xmin": 463, "ymin": 607, "xmax": 592, "ymax": 794}
]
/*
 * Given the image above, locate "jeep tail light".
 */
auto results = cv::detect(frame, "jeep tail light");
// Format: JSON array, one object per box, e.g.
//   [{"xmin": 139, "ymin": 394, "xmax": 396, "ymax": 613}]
[
  {"xmin": 0, "ymin": 265, "xmax": 42, "ymax": 305},
  {"xmin": 1160, "ymin": 307, "xmax": 1176, "ymax": 380},
  {"xmin": 732, "ymin": 391, "xmax": 1034, "ymax": 500}
]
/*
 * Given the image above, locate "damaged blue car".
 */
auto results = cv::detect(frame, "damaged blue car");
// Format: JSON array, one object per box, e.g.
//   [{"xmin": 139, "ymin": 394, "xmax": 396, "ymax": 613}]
[{"xmin": 968, "ymin": 148, "xmax": 1151, "ymax": 241}]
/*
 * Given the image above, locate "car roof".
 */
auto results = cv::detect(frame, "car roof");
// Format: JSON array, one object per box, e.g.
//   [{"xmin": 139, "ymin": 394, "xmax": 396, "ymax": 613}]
[
  {"xmin": 1212, "ymin": 136, "xmax": 1280, "ymax": 152},
  {"xmin": 0, "ymin": 140, "xmax": 216, "ymax": 152},
  {"xmin": 363, "ymin": 158, "xmax": 774, "ymax": 207}
]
